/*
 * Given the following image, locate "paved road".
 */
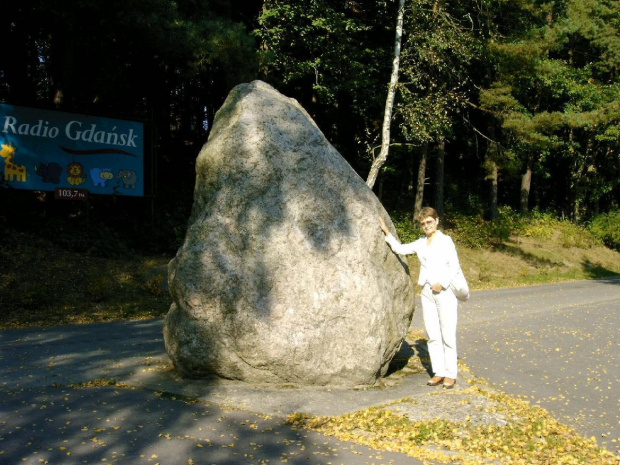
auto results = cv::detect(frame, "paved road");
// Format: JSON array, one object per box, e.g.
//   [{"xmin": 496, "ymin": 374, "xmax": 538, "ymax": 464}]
[
  {"xmin": 2, "ymin": 278, "xmax": 618, "ymax": 464},
  {"xmin": 1, "ymin": 321, "xmax": 433, "ymax": 465},
  {"xmin": 454, "ymin": 278, "xmax": 620, "ymax": 454}
]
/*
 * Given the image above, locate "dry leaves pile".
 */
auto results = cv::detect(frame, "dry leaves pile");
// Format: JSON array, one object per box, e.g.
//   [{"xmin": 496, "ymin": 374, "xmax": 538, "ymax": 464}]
[{"xmin": 287, "ymin": 378, "xmax": 619, "ymax": 465}]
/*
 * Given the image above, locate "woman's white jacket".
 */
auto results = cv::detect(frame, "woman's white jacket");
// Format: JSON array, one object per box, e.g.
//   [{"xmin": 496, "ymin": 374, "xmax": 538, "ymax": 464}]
[{"xmin": 384, "ymin": 230, "xmax": 460, "ymax": 290}]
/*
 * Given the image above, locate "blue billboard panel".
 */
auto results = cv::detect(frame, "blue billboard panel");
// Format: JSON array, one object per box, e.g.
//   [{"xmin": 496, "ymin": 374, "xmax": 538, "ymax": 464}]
[{"xmin": 0, "ymin": 104, "xmax": 144, "ymax": 196}]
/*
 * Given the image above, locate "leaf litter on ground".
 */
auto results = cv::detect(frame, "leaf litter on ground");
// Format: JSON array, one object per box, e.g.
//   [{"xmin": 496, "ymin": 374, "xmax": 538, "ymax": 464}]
[{"xmin": 286, "ymin": 330, "xmax": 620, "ymax": 465}]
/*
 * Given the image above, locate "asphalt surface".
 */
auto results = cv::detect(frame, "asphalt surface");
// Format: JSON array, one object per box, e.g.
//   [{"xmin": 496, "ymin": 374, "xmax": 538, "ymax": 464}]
[
  {"xmin": 0, "ymin": 318, "xmax": 433, "ymax": 465},
  {"xmin": 1, "ymin": 278, "xmax": 619, "ymax": 464},
  {"xmin": 454, "ymin": 277, "xmax": 620, "ymax": 454}
]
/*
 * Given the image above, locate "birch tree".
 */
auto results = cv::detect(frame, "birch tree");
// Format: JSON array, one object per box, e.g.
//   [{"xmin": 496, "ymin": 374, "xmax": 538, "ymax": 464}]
[{"xmin": 366, "ymin": 0, "xmax": 406, "ymax": 190}]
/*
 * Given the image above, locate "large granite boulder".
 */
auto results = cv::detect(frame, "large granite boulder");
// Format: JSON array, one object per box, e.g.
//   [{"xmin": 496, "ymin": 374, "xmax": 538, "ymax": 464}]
[{"xmin": 164, "ymin": 80, "xmax": 415, "ymax": 387}]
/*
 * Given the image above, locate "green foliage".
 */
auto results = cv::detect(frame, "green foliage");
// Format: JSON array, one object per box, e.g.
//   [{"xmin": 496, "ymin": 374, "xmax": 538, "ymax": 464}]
[
  {"xmin": 480, "ymin": 0, "xmax": 620, "ymax": 218},
  {"xmin": 445, "ymin": 207, "xmax": 523, "ymax": 248},
  {"xmin": 557, "ymin": 223, "xmax": 600, "ymax": 249},
  {"xmin": 444, "ymin": 214, "xmax": 489, "ymax": 248},
  {"xmin": 590, "ymin": 209, "xmax": 620, "ymax": 250},
  {"xmin": 394, "ymin": 208, "xmax": 602, "ymax": 250},
  {"xmin": 256, "ymin": 0, "xmax": 394, "ymax": 163},
  {"xmin": 396, "ymin": 0, "xmax": 480, "ymax": 143},
  {"xmin": 519, "ymin": 211, "xmax": 601, "ymax": 248},
  {"xmin": 257, "ymin": 0, "xmax": 384, "ymax": 100},
  {"xmin": 519, "ymin": 221, "xmax": 554, "ymax": 240},
  {"xmin": 390, "ymin": 207, "xmax": 524, "ymax": 249},
  {"xmin": 391, "ymin": 211, "xmax": 423, "ymax": 243}
]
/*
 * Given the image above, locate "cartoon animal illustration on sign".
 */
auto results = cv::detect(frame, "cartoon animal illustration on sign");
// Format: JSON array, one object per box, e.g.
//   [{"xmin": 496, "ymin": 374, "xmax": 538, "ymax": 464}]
[
  {"xmin": 90, "ymin": 168, "xmax": 114, "ymax": 187},
  {"xmin": 0, "ymin": 143, "xmax": 27, "ymax": 182},
  {"xmin": 67, "ymin": 162, "xmax": 87, "ymax": 186},
  {"xmin": 117, "ymin": 169, "xmax": 137, "ymax": 189},
  {"xmin": 35, "ymin": 162, "xmax": 63, "ymax": 184}
]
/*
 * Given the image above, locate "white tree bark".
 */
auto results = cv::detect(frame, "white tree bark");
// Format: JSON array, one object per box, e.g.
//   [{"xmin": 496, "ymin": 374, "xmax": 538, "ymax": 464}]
[{"xmin": 366, "ymin": 0, "xmax": 405, "ymax": 189}]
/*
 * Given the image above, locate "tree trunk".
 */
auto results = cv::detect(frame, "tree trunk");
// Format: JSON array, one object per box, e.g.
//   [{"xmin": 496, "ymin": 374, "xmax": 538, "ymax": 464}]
[
  {"xmin": 567, "ymin": 128, "xmax": 584, "ymax": 221},
  {"xmin": 434, "ymin": 140, "xmax": 445, "ymax": 217},
  {"xmin": 489, "ymin": 160, "xmax": 499, "ymax": 221},
  {"xmin": 413, "ymin": 143, "xmax": 428, "ymax": 222},
  {"xmin": 520, "ymin": 155, "xmax": 533, "ymax": 214},
  {"xmin": 2, "ymin": 16, "xmax": 37, "ymax": 105},
  {"xmin": 485, "ymin": 124, "xmax": 499, "ymax": 221},
  {"xmin": 366, "ymin": 0, "xmax": 405, "ymax": 189}
]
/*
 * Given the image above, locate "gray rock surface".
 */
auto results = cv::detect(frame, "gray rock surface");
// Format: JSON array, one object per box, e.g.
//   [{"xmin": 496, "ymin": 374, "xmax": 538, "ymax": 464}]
[{"xmin": 164, "ymin": 80, "xmax": 415, "ymax": 386}]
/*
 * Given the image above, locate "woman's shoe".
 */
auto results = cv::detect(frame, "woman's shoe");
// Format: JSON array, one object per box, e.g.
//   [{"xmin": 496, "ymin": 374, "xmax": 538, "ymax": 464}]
[
  {"xmin": 443, "ymin": 378, "xmax": 456, "ymax": 389},
  {"xmin": 427, "ymin": 376, "xmax": 444, "ymax": 386}
]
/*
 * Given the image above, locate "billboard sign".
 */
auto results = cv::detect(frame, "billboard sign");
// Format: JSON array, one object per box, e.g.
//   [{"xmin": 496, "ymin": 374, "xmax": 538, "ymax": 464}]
[{"xmin": 0, "ymin": 104, "xmax": 144, "ymax": 197}]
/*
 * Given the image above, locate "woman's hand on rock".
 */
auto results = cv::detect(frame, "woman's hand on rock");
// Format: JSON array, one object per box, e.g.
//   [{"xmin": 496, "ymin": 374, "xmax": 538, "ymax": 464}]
[{"xmin": 379, "ymin": 217, "xmax": 390, "ymax": 236}]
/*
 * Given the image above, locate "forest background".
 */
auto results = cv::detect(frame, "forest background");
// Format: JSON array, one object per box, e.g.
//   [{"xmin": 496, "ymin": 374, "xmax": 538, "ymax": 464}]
[
  {"xmin": 1, "ymin": 0, "xmax": 620, "ymax": 308},
  {"xmin": 3, "ymin": 5, "xmax": 620, "ymax": 463}
]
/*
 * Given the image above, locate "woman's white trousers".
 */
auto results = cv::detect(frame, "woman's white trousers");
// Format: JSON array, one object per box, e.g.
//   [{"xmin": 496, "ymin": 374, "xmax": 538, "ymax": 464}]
[{"xmin": 420, "ymin": 284, "xmax": 458, "ymax": 379}]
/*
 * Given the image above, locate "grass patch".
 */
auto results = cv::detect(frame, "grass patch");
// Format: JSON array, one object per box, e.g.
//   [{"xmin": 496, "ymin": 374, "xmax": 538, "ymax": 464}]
[
  {"xmin": 0, "ymin": 229, "xmax": 170, "ymax": 329},
  {"xmin": 456, "ymin": 235, "xmax": 620, "ymax": 290},
  {"xmin": 66, "ymin": 378, "xmax": 125, "ymax": 389},
  {"xmin": 2, "ymin": 212, "xmax": 620, "ymax": 329},
  {"xmin": 392, "ymin": 209, "xmax": 620, "ymax": 291}
]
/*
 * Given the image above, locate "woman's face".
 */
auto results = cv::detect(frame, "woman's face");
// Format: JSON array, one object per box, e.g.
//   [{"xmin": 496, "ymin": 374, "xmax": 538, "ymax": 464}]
[{"xmin": 420, "ymin": 216, "xmax": 438, "ymax": 237}]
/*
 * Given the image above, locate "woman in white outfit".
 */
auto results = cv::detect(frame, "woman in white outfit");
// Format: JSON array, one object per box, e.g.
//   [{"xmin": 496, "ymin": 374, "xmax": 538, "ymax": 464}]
[{"xmin": 379, "ymin": 206, "xmax": 464, "ymax": 389}]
